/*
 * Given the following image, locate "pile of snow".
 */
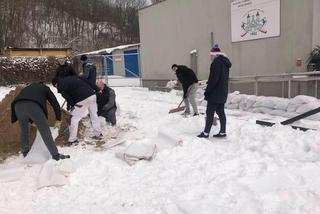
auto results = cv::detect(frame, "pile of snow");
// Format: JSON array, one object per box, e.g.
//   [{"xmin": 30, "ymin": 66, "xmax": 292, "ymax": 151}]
[
  {"xmin": 225, "ymin": 92, "xmax": 320, "ymax": 121},
  {"xmin": 166, "ymin": 80, "xmax": 178, "ymax": 89},
  {"xmin": 1, "ymin": 86, "xmax": 320, "ymax": 213}
]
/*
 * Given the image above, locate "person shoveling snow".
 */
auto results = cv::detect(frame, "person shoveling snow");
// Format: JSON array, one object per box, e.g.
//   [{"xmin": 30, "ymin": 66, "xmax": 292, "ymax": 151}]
[{"xmin": 11, "ymin": 82, "xmax": 70, "ymax": 160}]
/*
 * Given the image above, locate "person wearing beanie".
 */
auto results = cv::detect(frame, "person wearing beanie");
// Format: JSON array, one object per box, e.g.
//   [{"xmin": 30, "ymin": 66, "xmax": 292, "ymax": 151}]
[
  {"xmin": 171, "ymin": 64, "xmax": 199, "ymax": 116},
  {"xmin": 198, "ymin": 44, "xmax": 232, "ymax": 139},
  {"xmin": 79, "ymin": 54, "xmax": 97, "ymax": 88},
  {"xmin": 54, "ymin": 57, "xmax": 77, "ymax": 79},
  {"xmin": 11, "ymin": 82, "xmax": 70, "ymax": 161}
]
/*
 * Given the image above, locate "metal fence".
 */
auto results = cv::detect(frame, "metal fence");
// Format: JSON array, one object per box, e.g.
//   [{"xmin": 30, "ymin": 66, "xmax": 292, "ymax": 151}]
[{"xmin": 229, "ymin": 71, "xmax": 320, "ymax": 98}]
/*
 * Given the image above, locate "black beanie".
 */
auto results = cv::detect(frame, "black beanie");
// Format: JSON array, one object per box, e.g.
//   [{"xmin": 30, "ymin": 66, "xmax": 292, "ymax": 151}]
[{"xmin": 80, "ymin": 55, "xmax": 88, "ymax": 61}]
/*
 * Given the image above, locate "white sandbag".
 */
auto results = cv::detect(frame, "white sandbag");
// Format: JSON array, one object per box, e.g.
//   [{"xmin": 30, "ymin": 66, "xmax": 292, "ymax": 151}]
[
  {"xmin": 166, "ymin": 80, "xmax": 178, "ymax": 89},
  {"xmin": 23, "ymin": 127, "xmax": 59, "ymax": 164},
  {"xmin": 269, "ymin": 109, "xmax": 286, "ymax": 117},
  {"xmin": 286, "ymin": 103, "xmax": 301, "ymax": 113},
  {"xmin": 252, "ymin": 107, "xmax": 273, "ymax": 114},
  {"xmin": 37, "ymin": 160, "xmax": 69, "ymax": 189},
  {"xmin": 0, "ymin": 164, "xmax": 25, "ymax": 183},
  {"xmin": 274, "ymin": 98, "xmax": 290, "ymax": 110},
  {"xmin": 284, "ymin": 112, "xmax": 299, "ymax": 118},
  {"xmin": 226, "ymin": 103, "xmax": 239, "ymax": 109},
  {"xmin": 230, "ymin": 95, "xmax": 242, "ymax": 104},
  {"xmin": 155, "ymin": 129, "xmax": 183, "ymax": 151},
  {"xmin": 116, "ymin": 143, "xmax": 157, "ymax": 166},
  {"xmin": 246, "ymin": 95, "xmax": 258, "ymax": 109},
  {"xmin": 292, "ymin": 95, "xmax": 318, "ymax": 104},
  {"xmin": 253, "ymin": 96, "xmax": 275, "ymax": 109},
  {"xmin": 296, "ymin": 101, "xmax": 320, "ymax": 114}
]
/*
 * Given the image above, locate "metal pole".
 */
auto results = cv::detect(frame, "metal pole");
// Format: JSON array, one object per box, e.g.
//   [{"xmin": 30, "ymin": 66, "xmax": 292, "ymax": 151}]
[
  {"xmin": 288, "ymin": 79, "xmax": 292, "ymax": 98},
  {"xmin": 254, "ymin": 77, "xmax": 259, "ymax": 96},
  {"xmin": 281, "ymin": 80, "xmax": 285, "ymax": 98},
  {"xmin": 210, "ymin": 32, "xmax": 214, "ymax": 47},
  {"xmin": 315, "ymin": 80, "xmax": 318, "ymax": 98}
]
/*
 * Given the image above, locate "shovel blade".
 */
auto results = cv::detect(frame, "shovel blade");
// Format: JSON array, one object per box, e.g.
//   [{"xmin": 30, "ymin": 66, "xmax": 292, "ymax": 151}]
[{"xmin": 169, "ymin": 106, "xmax": 186, "ymax": 114}]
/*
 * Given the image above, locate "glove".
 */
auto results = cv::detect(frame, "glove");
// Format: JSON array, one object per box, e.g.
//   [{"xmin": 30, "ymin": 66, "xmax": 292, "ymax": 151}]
[
  {"xmin": 67, "ymin": 104, "xmax": 75, "ymax": 111},
  {"xmin": 54, "ymin": 120, "xmax": 62, "ymax": 129}
]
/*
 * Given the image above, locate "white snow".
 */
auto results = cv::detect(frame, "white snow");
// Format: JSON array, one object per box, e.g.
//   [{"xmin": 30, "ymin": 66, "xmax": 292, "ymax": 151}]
[
  {"xmin": 80, "ymin": 43, "xmax": 140, "ymax": 56},
  {"xmin": 1, "ymin": 87, "xmax": 320, "ymax": 213}
]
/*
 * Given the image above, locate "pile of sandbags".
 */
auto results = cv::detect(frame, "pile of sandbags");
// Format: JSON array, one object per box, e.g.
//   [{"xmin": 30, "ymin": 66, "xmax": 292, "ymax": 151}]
[{"xmin": 226, "ymin": 92, "xmax": 320, "ymax": 120}]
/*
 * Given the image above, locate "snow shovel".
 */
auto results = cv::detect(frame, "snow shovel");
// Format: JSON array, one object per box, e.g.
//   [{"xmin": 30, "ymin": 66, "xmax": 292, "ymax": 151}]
[{"xmin": 169, "ymin": 99, "xmax": 186, "ymax": 114}]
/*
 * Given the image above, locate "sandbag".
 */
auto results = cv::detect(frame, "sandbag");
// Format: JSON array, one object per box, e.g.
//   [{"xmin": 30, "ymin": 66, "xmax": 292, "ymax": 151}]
[{"xmin": 23, "ymin": 127, "xmax": 59, "ymax": 164}]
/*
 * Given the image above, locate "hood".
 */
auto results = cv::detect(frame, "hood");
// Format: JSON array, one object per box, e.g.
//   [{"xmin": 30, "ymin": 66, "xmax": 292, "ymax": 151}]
[{"xmin": 216, "ymin": 55, "xmax": 232, "ymax": 68}]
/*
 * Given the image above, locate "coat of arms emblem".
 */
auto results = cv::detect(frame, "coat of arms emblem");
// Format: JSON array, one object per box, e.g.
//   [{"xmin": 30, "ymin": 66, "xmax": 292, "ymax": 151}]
[{"xmin": 241, "ymin": 9, "xmax": 267, "ymax": 37}]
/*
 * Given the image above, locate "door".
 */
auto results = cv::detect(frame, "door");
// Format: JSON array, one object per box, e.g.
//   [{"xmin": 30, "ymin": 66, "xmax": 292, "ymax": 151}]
[{"xmin": 124, "ymin": 49, "xmax": 139, "ymax": 77}]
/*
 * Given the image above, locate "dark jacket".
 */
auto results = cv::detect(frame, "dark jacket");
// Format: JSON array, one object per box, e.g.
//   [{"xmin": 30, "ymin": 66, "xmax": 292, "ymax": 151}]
[
  {"xmin": 205, "ymin": 55, "xmax": 232, "ymax": 104},
  {"xmin": 11, "ymin": 83, "xmax": 61, "ymax": 123},
  {"xmin": 82, "ymin": 61, "xmax": 97, "ymax": 87},
  {"xmin": 55, "ymin": 63, "xmax": 77, "ymax": 78},
  {"xmin": 56, "ymin": 76, "xmax": 95, "ymax": 108},
  {"xmin": 175, "ymin": 65, "xmax": 198, "ymax": 97},
  {"xmin": 96, "ymin": 85, "xmax": 116, "ymax": 116}
]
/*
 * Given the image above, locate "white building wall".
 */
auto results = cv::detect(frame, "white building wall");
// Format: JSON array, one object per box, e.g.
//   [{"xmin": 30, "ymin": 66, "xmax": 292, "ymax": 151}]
[{"xmin": 139, "ymin": 0, "xmax": 315, "ymax": 82}]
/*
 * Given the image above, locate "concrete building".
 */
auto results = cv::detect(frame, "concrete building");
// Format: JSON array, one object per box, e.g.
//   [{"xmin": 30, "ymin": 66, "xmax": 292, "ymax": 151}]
[{"xmin": 139, "ymin": 0, "xmax": 320, "ymax": 97}]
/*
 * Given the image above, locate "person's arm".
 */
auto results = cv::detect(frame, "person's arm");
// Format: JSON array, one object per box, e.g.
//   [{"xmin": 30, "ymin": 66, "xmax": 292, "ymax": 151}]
[
  {"xmin": 57, "ymin": 84, "xmax": 75, "ymax": 108},
  {"xmin": 205, "ymin": 60, "xmax": 222, "ymax": 95},
  {"xmin": 82, "ymin": 64, "xmax": 90, "ymax": 79},
  {"xmin": 46, "ymin": 87, "xmax": 62, "ymax": 121},
  {"xmin": 102, "ymin": 89, "xmax": 116, "ymax": 112}
]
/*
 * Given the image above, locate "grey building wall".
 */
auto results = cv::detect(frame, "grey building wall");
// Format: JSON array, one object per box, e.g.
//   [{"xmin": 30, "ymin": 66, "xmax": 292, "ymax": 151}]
[
  {"xmin": 139, "ymin": 0, "xmax": 316, "ymax": 83},
  {"xmin": 313, "ymin": 0, "xmax": 320, "ymax": 48}
]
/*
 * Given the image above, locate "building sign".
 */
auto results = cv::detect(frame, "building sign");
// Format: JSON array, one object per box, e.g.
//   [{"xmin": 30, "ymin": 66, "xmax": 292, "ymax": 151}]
[{"xmin": 231, "ymin": 0, "xmax": 280, "ymax": 42}]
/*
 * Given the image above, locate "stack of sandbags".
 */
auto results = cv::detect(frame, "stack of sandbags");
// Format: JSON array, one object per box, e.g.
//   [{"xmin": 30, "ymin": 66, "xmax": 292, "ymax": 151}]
[
  {"xmin": 289, "ymin": 95, "xmax": 320, "ymax": 120},
  {"xmin": 225, "ymin": 92, "xmax": 320, "ymax": 121}
]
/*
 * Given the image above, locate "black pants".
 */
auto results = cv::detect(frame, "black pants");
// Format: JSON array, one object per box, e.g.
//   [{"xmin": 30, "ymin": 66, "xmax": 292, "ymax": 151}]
[
  {"xmin": 100, "ymin": 107, "xmax": 117, "ymax": 126},
  {"xmin": 15, "ymin": 101, "xmax": 59, "ymax": 157},
  {"xmin": 204, "ymin": 102, "xmax": 226, "ymax": 134}
]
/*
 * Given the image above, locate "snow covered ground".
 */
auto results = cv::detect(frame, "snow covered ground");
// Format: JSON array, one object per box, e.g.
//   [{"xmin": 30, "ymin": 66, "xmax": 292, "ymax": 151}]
[{"xmin": 1, "ymin": 86, "xmax": 320, "ymax": 214}]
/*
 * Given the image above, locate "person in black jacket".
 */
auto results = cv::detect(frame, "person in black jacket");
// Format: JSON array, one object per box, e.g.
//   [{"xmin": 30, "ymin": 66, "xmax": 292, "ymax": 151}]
[
  {"xmin": 11, "ymin": 82, "xmax": 69, "ymax": 160},
  {"xmin": 52, "ymin": 76, "xmax": 102, "ymax": 144},
  {"xmin": 96, "ymin": 81, "xmax": 117, "ymax": 126},
  {"xmin": 54, "ymin": 57, "xmax": 77, "ymax": 78},
  {"xmin": 80, "ymin": 55, "xmax": 97, "ymax": 87},
  {"xmin": 198, "ymin": 44, "xmax": 232, "ymax": 138},
  {"xmin": 171, "ymin": 64, "xmax": 199, "ymax": 116}
]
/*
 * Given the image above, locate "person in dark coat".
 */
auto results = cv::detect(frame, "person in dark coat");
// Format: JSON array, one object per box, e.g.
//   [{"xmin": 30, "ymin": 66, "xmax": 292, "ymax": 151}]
[
  {"xmin": 80, "ymin": 55, "xmax": 97, "ymax": 87},
  {"xmin": 171, "ymin": 64, "xmax": 199, "ymax": 116},
  {"xmin": 96, "ymin": 81, "xmax": 117, "ymax": 126},
  {"xmin": 198, "ymin": 44, "xmax": 232, "ymax": 138},
  {"xmin": 52, "ymin": 76, "xmax": 102, "ymax": 144},
  {"xmin": 11, "ymin": 82, "xmax": 69, "ymax": 160},
  {"xmin": 54, "ymin": 57, "xmax": 77, "ymax": 78}
]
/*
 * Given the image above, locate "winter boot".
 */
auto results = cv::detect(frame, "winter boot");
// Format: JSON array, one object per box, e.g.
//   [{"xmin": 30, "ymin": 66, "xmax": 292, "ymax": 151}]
[
  {"xmin": 213, "ymin": 133, "xmax": 227, "ymax": 138},
  {"xmin": 197, "ymin": 132, "xmax": 209, "ymax": 138},
  {"xmin": 53, "ymin": 153, "xmax": 71, "ymax": 161},
  {"xmin": 65, "ymin": 139, "xmax": 79, "ymax": 146},
  {"xmin": 91, "ymin": 133, "xmax": 103, "ymax": 140}
]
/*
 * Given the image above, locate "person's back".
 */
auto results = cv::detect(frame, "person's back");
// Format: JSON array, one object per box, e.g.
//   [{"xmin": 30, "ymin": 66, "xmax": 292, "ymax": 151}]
[
  {"xmin": 11, "ymin": 83, "xmax": 61, "ymax": 123},
  {"xmin": 206, "ymin": 55, "xmax": 232, "ymax": 104},
  {"xmin": 80, "ymin": 55, "xmax": 97, "ymax": 87},
  {"xmin": 56, "ymin": 76, "xmax": 95, "ymax": 107},
  {"xmin": 55, "ymin": 62, "xmax": 77, "ymax": 78}
]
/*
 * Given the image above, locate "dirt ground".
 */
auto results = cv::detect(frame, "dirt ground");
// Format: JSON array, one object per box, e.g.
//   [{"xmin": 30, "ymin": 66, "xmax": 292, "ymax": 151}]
[{"xmin": 0, "ymin": 87, "xmax": 84, "ymax": 162}]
